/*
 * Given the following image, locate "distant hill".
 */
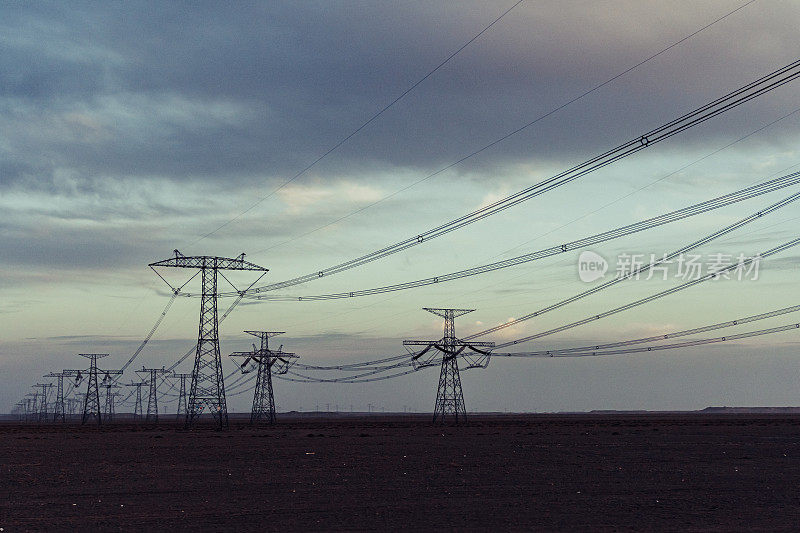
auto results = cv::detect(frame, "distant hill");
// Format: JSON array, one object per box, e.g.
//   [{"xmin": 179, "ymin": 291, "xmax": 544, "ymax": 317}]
[{"xmin": 700, "ymin": 406, "xmax": 800, "ymax": 413}]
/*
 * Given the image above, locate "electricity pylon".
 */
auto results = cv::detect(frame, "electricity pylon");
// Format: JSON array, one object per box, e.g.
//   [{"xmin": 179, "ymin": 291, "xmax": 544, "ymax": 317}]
[
  {"xmin": 171, "ymin": 373, "xmax": 191, "ymax": 421},
  {"xmin": 125, "ymin": 381, "xmax": 146, "ymax": 421},
  {"xmin": 103, "ymin": 384, "xmax": 121, "ymax": 423},
  {"xmin": 75, "ymin": 354, "xmax": 122, "ymax": 425},
  {"xmin": 44, "ymin": 372, "xmax": 68, "ymax": 422},
  {"xmin": 70, "ymin": 396, "xmax": 83, "ymax": 417},
  {"xmin": 136, "ymin": 367, "xmax": 169, "ymax": 424},
  {"xmin": 34, "ymin": 383, "xmax": 53, "ymax": 423},
  {"xmin": 150, "ymin": 250, "xmax": 268, "ymax": 429},
  {"xmin": 404, "ymin": 308, "xmax": 495, "ymax": 425},
  {"xmin": 229, "ymin": 330, "xmax": 298, "ymax": 425},
  {"xmin": 24, "ymin": 394, "xmax": 36, "ymax": 422}
]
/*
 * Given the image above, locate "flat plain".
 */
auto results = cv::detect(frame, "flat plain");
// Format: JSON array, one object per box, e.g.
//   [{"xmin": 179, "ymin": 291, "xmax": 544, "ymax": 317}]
[{"xmin": 2, "ymin": 413, "xmax": 800, "ymax": 531}]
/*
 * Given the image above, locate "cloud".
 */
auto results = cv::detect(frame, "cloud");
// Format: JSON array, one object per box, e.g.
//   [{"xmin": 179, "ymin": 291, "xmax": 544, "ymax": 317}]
[
  {"xmin": 277, "ymin": 181, "xmax": 384, "ymax": 214},
  {"xmin": 3, "ymin": 2, "xmax": 800, "ymax": 411},
  {"xmin": 2, "ymin": 0, "xmax": 799, "ymax": 200},
  {"xmin": 30, "ymin": 334, "xmax": 137, "ymax": 342}
]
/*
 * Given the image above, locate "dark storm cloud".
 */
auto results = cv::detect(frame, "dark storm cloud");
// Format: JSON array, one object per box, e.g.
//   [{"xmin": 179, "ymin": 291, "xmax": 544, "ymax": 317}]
[{"xmin": 2, "ymin": 1, "xmax": 799, "ymax": 196}]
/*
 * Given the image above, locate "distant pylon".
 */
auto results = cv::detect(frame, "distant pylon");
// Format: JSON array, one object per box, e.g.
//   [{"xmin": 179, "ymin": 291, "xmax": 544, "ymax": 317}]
[
  {"xmin": 24, "ymin": 394, "xmax": 36, "ymax": 422},
  {"xmin": 103, "ymin": 383, "xmax": 120, "ymax": 423},
  {"xmin": 229, "ymin": 331, "xmax": 298, "ymax": 425},
  {"xmin": 44, "ymin": 372, "xmax": 67, "ymax": 422},
  {"xmin": 51, "ymin": 368, "xmax": 83, "ymax": 422},
  {"xmin": 150, "ymin": 250, "xmax": 269, "ymax": 429},
  {"xmin": 125, "ymin": 381, "xmax": 146, "ymax": 421},
  {"xmin": 172, "ymin": 373, "xmax": 191, "ymax": 422},
  {"xmin": 77, "ymin": 354, "xmax": 122, "ymax": 426},
  {"xmin": 71, "ymin": 395, "xmax": 84, "ymax": 417},
  {"xmin": 404, "ymin": 308, "xmax": 495, "ymax": 425},
  {"xmin": 137, "ymin": 367, "xmax": 169, "ymax": 424},
  {"xmin": 34, "ymin": 383, "xmax": 53, "ymax": 423}
]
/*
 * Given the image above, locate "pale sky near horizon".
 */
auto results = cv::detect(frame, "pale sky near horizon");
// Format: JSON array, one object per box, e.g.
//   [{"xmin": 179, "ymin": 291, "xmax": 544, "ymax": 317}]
[{"xmin": 2, "ymin": 0, "xmax": 800, "ymax": 413}]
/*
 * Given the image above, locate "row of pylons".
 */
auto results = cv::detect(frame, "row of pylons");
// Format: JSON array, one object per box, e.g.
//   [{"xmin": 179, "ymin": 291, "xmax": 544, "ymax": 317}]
[{"xmin": 18, "ymin": 251, "xmax": 494, "ymax": 427}]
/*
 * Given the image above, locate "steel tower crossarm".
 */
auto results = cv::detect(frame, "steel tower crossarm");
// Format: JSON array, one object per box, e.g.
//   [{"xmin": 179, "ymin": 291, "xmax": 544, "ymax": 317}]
[{"xmin": 149, "ymin": 250, "xmax": 268, "ymax": 272}]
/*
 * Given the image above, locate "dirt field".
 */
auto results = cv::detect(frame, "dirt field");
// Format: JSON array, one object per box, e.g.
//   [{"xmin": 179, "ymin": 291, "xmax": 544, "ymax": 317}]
[{"xmin": 2, "ymin": 413, "xmax": 800, "ymax": 531}]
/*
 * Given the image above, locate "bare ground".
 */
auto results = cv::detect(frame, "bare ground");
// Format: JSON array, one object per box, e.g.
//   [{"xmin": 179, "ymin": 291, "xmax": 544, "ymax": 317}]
[{"xmin": 2, "ymin": 413, "xmax": 800, "ymax": 531}]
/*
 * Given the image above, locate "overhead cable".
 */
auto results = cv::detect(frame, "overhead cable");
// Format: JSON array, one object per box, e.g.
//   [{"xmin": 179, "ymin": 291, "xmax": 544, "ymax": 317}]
[{"xmin": 237, "ymin": 58, "xmax": 800, "ymax": 297}]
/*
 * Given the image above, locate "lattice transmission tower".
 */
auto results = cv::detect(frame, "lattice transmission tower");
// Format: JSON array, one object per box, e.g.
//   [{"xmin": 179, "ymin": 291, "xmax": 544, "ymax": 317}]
[
  {"xmin": 13, "ymin": 402, "xmax": 25, "ymax": 421},
  {"xmin": 25, "ymin": 394, "xmax": 37, "ymax": 422},
  {"xmin": 67, "ymin": 397, "xmax": 79, "ymax": 417},
  {"xmin": 125, "ymin": 381, "xmax": 146, "ymax": 421},
  {"xmin": 229, "ymin": 330, "xmax": 297, "ymax": 425},
  {"xmin": 137, "ymin": 367, "xmax": 169, "ymax": 424},
  {"xmin": 150, "ymin": 250, "xmax": 268, "ymax": 429},
  {"xmin": 33, "ymin": 383, "xmax": 53, "ymax": 423},
  {"xmin": 404, "ymin": 308, "xmax": 495, "ymax": 424},
  {"xmin": 71, "ymin": 395, "xmax": 85, "ymax": 418},
  {"xmin": 171, "ymin": 373, "xmax": 191, "ymax": 422},
  {"xmin": 44, "ymin": 371, "xmax": 69, "ymax": 422},
  {"xmin": 103, "ymin": 383, "xmax": 121, "ymax": 423},
  {"xmin": 74, "ymin": 354, "xmax": 122, "ymax": 425}
]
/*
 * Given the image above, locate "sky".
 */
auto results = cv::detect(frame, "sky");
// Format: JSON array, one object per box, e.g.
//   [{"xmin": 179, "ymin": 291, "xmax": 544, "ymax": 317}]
[{"xmin": 2, "ymin": 0, "xmax": 800, "ymax": 414}]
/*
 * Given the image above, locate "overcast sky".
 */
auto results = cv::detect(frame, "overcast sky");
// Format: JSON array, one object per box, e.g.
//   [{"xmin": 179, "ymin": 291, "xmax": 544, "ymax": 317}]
[{"xmin": 2, "ymin": 0, "xmax": 800, "ymax": 414}]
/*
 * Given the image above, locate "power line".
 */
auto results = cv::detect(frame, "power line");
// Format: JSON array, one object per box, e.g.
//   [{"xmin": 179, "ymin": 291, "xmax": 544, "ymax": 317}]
[
  {"xmin": 269, "ymin": 300, "xmax": 800, "ymax": 385},
  {"xmin": 214, "ymin": 190, "xmax": 800, "ymax": 386},
  {"xmin": 251, "ymin": 1, "xmax": 759, "ymax": 257},
  {"xmin": 490, "ymin": 104, "xmax": 800, "ymax": 262},
  {"xmin": 278, "ymin": 367, "xmax": 419, "ymax": 385},
  {"xmin": 240, "ymin": 57, "xmax": 800, "ymax": 296},
  {"xmin": 155, "ymin": 224, "xmax": 800, "ymax": 393},
  {"xmin": 136, "ymin": 45, "xmax": 796, "ymax": 390},
  {"xmin": 493, "ymin": 236, "xmax": 800, "ymax": 348},
  {"xmin": 494, "ymin": 322, "xmax": 800, "ymax": 358},
  {"xmin": 502, "ymin": 303, "xmax": 800, "ymax": 356},
  {"xmin": 192, "ymin": 0, "xmax": 526, "ymax": 244},
  {"xmin": 45, "ymin": 14, "xmax": 790, "ymax": 399},
  {"xmin": 230, "ymin": 171, "xmax": 800, "ymax": 301},
  {"xmin": 465, "ymin": 190, "xmax": 800, "ymax": 342},
  {"xmin": 436, "ymin": 159, "xmax": 800, "ymax": 331},
  {"xmin": 116, "ymin": 292, "xmax": 179, "ymax": 374},
  {"xmin": 251, "ymin": 112, "xmax": 800, "ymax": 338},
  {"xmin": 292, "ymin": 352, "xmax": 415, "ymax": 372}
]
